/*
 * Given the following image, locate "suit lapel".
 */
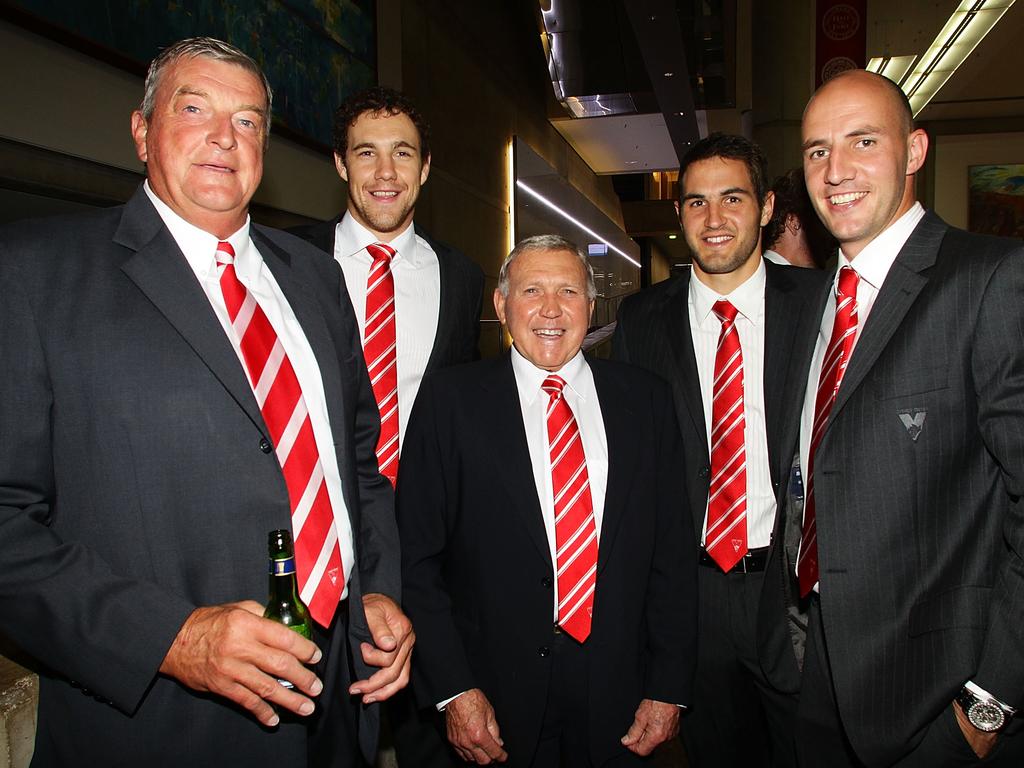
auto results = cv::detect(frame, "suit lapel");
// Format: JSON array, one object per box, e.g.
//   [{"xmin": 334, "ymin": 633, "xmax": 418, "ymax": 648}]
[
  {"xmin": 116, "ymin": 189, "xmax": 265, "ymax": 431},
  {"xmin": 591, "ymin": 362, "xmax": 639, "ymax": 574},
  {"xmin": 762, "ymin": 264, "xmax": 817, "ymax": 483},
  {"xmin": 484, "ymin": 356, "xmax": 552, "ymax": 568},
  {"xmin": 662, "ymin": 271, "xmax": 709, "ymax": 456},
  {"xmin": 829, "ymin": 213, "xmax": 944, "ymax": 419},
  {"xmin": 255, "ymin": 227, "xmax": 347, "ymax": 443},
  {"xmin": 421, "ymin": 229, "xmax": 453, "ymax": 375}
]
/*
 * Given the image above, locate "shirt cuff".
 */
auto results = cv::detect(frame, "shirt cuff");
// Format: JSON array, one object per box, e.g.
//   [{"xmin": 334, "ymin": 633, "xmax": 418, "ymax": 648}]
[
  {"xmin": 436, "ymin": 690, "xmax": 469, "ymax": 712},
  {"xmin": 966, "ymin": 680, "xmax": 1018, "ymax": 714}
]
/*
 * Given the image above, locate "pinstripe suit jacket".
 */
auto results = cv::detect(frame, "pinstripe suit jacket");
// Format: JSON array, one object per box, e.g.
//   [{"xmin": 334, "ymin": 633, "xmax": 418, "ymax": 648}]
[{"xmin": 808, "ymin": 211, "xmax": 1024, "ymax": 766}]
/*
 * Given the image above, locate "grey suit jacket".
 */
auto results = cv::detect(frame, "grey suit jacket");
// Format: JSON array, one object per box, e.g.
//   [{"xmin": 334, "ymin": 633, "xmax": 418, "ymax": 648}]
[
  {"xmin": 612, "ymin": 260, "xmax": 826, "ymax": 692},
  {"xmin": 807, "ymin": 212, "xmax": 1024, "ymax": 766},
  {"xmin": 0, "ymin": 186, "xmax": 398, "ymax": 767}
]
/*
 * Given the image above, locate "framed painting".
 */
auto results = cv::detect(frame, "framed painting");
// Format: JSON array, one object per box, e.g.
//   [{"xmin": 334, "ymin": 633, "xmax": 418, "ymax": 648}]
[{"xmin": 968, "ymin": 163, "xmax": 1024, "ymax": 239}]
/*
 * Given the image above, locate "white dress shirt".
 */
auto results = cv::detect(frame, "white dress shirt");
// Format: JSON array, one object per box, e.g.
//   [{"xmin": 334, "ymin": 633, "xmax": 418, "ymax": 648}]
[
  {"xmin": 144, "ymin": 182, "xmax": 355, "ymax": 597},
  {"xmin": 798, "ymin": 202, "xmax": 925, "ymax": 591},
  {"xmin": 510, "ymin": 346, "xmax": 609, "ymax": 619},
  {"xmin": 689, "ymin": 261, "xmax": 776, "ymax": 549},
  {"xmin": 334, "ymin": 213, "xmax": 441, "ymax": 450},
  {"xmin": 763, "ymin": 249, "xmax": 790, "ymax": 266}
]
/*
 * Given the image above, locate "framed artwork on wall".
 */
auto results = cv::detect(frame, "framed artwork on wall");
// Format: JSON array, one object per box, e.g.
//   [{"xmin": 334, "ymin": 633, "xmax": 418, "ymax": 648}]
[{"xmin": 968, "ymin": 163, "xmax": 1024, "ymax": 239}]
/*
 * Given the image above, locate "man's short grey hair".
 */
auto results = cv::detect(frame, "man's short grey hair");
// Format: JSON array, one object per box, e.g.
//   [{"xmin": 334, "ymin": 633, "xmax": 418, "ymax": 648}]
[
  {"xmin": 497, "ymin": 235, "xmax": 597, "ymax": 300},
  {"xmin": 140, "ymin": 37, "xmax": 273, "ymax": 146}
]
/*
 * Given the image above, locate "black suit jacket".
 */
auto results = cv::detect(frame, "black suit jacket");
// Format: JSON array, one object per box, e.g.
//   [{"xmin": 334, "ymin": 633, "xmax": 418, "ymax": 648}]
[
  {"xmin": 0, "ymin": 187, "xmax": 398, "ymax": 767},
  {"xmin": 289, "ymin": 216, "xmax": 484, "ymax": 371},
  {"xmin": 397, "ymin": 355, "xmax": 697, "ymax": 767},
  {"xmin": 804, "ymin": 212, "xmax": 1024, "ymax": 766},
  {"xmin": 612, "ymin": 260, "xmax": 826, "ymax": 692}
]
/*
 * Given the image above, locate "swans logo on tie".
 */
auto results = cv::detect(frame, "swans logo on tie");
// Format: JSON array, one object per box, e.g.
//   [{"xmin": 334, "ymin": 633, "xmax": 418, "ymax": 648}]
[
  {"xmin": 731, "ymin": 539, "xmax": 744, "ymax": 552},
  {"xmin": 327, "ymin": 566, "xmax": 340, "ymax": 586},
  {"xmin": 898, "ymin": 410, "xmax": 927, "ymax": 442}
]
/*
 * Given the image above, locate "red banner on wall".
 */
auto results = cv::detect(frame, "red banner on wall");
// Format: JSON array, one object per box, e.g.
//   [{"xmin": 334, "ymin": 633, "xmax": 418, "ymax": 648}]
[{"xmin": 815, "ymin": 0, "xmax": 867, "ymax": 87}]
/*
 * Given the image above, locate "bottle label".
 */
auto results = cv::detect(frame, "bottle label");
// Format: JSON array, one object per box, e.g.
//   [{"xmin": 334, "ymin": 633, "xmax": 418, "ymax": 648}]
[{"xmin": 270, "ymin": 557, "xmax": 296, "ymax": 576}]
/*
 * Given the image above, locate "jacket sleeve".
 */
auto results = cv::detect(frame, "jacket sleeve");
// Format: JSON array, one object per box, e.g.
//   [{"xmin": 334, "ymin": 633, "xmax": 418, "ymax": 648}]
[
  {"xmin": 395, "ymin": 376, "xmax": 478, "ymax": 708},
  {"xmin": 971, "ymin": 249, "xmax": 1024, "ymax": 708},
  {"xmin": 642, "ymin": 381, "xmax": 698, "ymax": 705},
  {"xmin": 0, "ymin": 246, "xmax": 193, "ymax": 715}
]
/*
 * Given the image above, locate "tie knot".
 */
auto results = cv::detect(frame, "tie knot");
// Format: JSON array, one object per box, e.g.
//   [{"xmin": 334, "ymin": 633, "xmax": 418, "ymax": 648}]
[
  {"xmin": 712, "ymin": 299, "xmax": 738, "ymax": 325},
  {"xmin": 216, "ymin": 240, "xmax": 235, "ymax": 266},
  {"xmin": 541, "ymin": 375, "xmax": 566, "ymax": 398},
  {"xmin": 367, "ymin": 242, "xmax": 396, "ymax": 264},
  {"xmin": 837, "ymin": 265, "xmax": 859, "ymax": 299}
]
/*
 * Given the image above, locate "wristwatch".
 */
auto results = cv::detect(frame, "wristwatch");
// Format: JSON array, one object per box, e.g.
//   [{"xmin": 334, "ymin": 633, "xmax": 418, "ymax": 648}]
[{"xmin": 956, "ymin": 685, "xmax": 1017, "ymax": 733}]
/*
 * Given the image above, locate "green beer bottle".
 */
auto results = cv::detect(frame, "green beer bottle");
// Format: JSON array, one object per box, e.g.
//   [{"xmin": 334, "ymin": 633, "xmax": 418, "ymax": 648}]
[{"xmin": 264, "ymin": 529, "xmax": 313, "ymax": 644}]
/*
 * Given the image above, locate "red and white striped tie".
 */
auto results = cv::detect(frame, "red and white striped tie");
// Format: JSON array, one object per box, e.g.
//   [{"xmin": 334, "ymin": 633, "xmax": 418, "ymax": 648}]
[
  {"xmin": 706, "ymin": 300, "xmax": 747, "ymax": 572},
  {"xmin": 799, "ymin": 266, "xmax": 860, "ymax": 596},
  {"xmin": 364, "ymin": 243, "xmax": 399, "ymax": 487},
  {"xmin": 542, "ymin": 375, "xmax": 598, "ymax": 643},
  {"xmin": 215, "ymin": 241, "xmax": 343, "ymax": 627}
]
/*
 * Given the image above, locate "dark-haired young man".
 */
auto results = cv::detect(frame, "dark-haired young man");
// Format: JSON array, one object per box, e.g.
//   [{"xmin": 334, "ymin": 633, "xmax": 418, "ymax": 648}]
[
  {"xmin": 613, "ymin": 133, "xmax": 825, "ymax": 767},
  {"xmin": 292, "ymin": 86, "xmax": 483, "ymax": 767},
  {"xmin": 291, "ymin": 87, "xmax": 483, "ymax": 486}
]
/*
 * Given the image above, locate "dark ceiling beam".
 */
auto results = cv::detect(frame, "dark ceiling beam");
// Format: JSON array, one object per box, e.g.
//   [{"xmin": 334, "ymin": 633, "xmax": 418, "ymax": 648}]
[{"xmin": 621, "ymin": 0, "xmax": 700, "ymax": 167}]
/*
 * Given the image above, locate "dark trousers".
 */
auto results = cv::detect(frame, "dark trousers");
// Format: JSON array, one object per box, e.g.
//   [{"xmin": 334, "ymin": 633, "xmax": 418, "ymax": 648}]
[
  {"xmin": 680, "ymin": 567, "xmax": 798, "ymax": 768},
  {"xmin": 390, "ymin": 688, "xmax": 459, "ymax": 768},
  {"xmin": 307, "ymin": 602, "xmax": 363, "ymax": 767},
  {"xmin": 797, "ymin": 595, "xmax": 1024, "ymax": 768},
  {"xmin": 530, "ymin": 630, "xmax": 645, "ymax": 768}
]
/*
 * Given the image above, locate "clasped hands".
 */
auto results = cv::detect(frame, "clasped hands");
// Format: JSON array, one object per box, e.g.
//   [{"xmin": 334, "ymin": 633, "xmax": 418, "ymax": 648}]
[
  {"xmin": 159, "ymin": 592, "xmax": 413, "ymax": 726},
  {"xmin": 445, "ymin": 689, "xmax": 679, "ymax": 764}
]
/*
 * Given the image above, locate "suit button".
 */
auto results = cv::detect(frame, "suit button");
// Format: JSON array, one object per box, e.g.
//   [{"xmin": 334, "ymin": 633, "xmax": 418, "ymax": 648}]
[
  {"xmin": 541, "ymin": 576, "xmax": 552, "ymax": 588},
  {"xmin": 259, "ymin": 438, "xmax": 273, "ymax": 454},
  {"xmin": 538, "ymin": 646, "xmax": 550, "ymax": 658},
  {"xmin": 698, "ymin": 466, "xmax": 709, "ymax": 478}
]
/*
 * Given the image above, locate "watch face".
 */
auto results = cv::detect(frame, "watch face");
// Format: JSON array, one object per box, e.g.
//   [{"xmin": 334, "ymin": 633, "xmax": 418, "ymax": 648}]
[{"xmin": 969, "ymin": 701, "xmax": 1006, "ymax": 732}]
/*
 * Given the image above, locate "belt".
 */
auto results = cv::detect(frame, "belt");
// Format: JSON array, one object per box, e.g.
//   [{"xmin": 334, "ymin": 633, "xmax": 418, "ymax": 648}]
[{"xmin": 699, "ymin": 545, "xmax": 771, "ymax": 574}]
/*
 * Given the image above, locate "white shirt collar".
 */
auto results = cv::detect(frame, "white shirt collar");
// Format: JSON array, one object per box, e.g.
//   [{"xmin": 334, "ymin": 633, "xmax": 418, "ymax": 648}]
[
  {"xmin": 689, "ymin": 257, "xmax": 767, "ymax": 328},
  {"xmin": 839, "ymin": 202, "xmax": 925, "ymax": 290},
  {"xmin": 337, "ymin": 211, "xmax": 420, "ymax": 266},
  {"xmin": 143, "ymin": 180, "xmax": 253, "ymax": 280},
  {"xmin": 510, "ymin": 346, "xmax": 587, "ymax": 407}
]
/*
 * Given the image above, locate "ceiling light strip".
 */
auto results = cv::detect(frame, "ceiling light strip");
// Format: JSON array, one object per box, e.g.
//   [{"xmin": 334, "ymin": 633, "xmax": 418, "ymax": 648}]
[
  {"xmin": 901, "ymin": 0, "xmax": 1015, "ymax": 116},
  {"xmin": 516, "ymin": 180, "xmax": 642, "ymax": 268}
]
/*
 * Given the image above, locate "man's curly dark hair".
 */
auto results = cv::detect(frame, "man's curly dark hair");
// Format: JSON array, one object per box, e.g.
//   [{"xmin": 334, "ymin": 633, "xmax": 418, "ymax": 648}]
[
  {"xmin": 332, "ymin": 86, "xmax": 431, "ymax": 163},
  {"xmin": 763, "ymin": 168, "xmax": 836, "ymax": 266}
]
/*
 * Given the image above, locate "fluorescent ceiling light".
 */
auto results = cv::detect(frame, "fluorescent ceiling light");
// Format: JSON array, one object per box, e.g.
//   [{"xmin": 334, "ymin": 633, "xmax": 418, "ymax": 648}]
[
  {"xmin": 516, "ymin": 180, "xmax": 642, "ymax": 268},
  {"xmin": 865, "ymin": 55, "xmax": 917, "ymax": 85},
  {"xmin": 901, "ymin": 0, "xmax": 1015, "ymax": 116}
]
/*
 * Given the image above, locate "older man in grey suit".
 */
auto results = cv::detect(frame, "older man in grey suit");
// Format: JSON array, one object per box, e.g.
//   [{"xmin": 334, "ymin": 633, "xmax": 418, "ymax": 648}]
[{"xmin": 0, "ymin": 37, "xmax": 411, "ymax": 767}]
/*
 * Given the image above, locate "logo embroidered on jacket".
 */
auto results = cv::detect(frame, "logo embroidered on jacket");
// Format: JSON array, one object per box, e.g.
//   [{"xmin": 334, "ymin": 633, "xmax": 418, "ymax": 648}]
[{"xmin": 897, "ymin": 410, "xmax": 927, "ymax": 442}]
